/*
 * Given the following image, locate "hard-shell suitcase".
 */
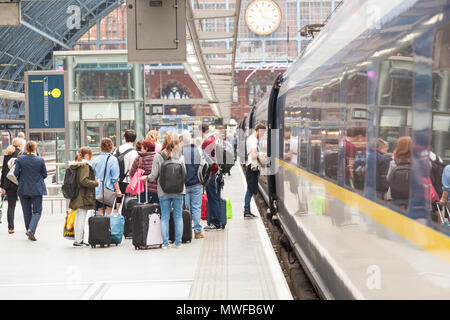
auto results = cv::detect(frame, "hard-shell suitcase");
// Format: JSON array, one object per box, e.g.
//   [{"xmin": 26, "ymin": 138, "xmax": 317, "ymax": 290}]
[
  {"xmin": 201, "ymin": 194, "xmax": 207, "ymax": 220},
  {"xmin": 169, "ymin": 205, "xmax": 192, "ymax": 243},
  {"xmin": 122, "ymin": 196, "xmax": 138, "ymax": 238},
  {"xmin": 88, "ymin": 215, "xmax": 111, "ymax": 248},
  {"xmin": 110, "ymin": 211, "xmax": 125, "ymax": 245},
  {"xmin": 131, "ymin": 181, "xmax": 162, "ymax": 249},
  {"xmin": 219, "ymin": 198, "xmax": 227, "ymax": 228}
]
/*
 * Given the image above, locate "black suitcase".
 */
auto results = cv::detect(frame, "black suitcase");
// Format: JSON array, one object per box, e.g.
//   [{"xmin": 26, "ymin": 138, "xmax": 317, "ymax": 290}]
[
  {"xmin": 132, "ymin": 203, "xmax": 162, "ymax": 249},
  {"xmin": 88, "ymin": 215, "xmax": 111, "ymax": 248},
  {"xmin": 169, "ymin": 206, "xmax": 192, "ymax": 243},
  {"xmin": 122, "ymin": 196, "xmax": 138, "ymax": 238}
]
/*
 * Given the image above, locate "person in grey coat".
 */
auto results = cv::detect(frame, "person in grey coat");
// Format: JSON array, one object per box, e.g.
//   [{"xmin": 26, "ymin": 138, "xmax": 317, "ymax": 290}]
[{"xmin": 141, "ymin": 132, "xmax": 186, "ymax": 249}]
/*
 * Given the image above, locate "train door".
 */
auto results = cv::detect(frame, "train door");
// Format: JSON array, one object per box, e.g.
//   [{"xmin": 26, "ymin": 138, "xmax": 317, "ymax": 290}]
[{"xmin": 267, "ymin": 74, "xmax": 284, "ymax": 215}]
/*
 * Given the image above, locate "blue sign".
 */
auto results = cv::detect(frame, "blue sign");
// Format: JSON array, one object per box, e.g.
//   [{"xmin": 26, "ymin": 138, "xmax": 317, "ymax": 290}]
[{"xmin": 27, "ymin": 73, "xmax": 65, "ymax": 129}]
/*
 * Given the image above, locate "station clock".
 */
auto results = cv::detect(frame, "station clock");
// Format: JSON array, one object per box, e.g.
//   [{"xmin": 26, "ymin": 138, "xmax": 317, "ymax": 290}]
[{"xmin": 245, "ymin": 0, "xmax": 282, "ymax": 36}]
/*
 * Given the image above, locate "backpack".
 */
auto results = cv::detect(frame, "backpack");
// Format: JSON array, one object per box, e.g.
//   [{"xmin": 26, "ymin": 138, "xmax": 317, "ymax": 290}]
[
  {"xmin": 114, "ymin": 148, "xmax": 133, "ymax": 183},
  {"xmin": 216, "ymin": 140, "xmax": 235, "ymax": 175},
  {"xmin": 159, "ymin": 152, "xmax": 185, "ymax": 194},
  {"xmin": 62, "ymin": 167, "xmax": 79, "ymax": 200},
  {"xmin": 198, "ymin": 150, "xmax": 212, "ymax": 186},
  {"xmin": 388, "ymin": 163, "xmax": 410, "ymax": 200},
  {"xmin": 431, "ymin": 157, "xmax": 445, "ymax": 198}
]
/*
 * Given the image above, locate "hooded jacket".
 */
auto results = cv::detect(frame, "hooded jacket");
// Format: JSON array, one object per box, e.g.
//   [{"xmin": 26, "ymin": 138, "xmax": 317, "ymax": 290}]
[{"xmin": 68, "ymin": 160, "xmax": 99, "ymax": 210}]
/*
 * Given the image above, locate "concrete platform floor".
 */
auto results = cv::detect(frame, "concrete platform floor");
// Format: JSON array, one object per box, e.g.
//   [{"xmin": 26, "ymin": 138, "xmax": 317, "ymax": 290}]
[{"xmin": 0, "ymin": 165, "xmax": 292, "ymax": 300}]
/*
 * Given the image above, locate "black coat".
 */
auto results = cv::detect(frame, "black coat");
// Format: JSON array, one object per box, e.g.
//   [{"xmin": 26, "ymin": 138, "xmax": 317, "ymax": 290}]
[{"xmin": 0, "ymin": 148, "xmax": 21, "ymax": 193}]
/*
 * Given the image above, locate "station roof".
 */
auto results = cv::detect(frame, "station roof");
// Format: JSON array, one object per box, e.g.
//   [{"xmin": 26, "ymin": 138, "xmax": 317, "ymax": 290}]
[{"xmin": 0, "ymin": 0, "xmax": 242, "ymax": 120}]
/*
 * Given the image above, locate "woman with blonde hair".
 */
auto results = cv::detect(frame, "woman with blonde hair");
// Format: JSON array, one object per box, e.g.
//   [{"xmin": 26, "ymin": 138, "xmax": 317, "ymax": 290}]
[
  {"xmin": 0, "ymin": 138, "xmax": 23, "ymax": 234},
  {"xmin": 69, "ymin": 147, "xmax": 100, "ymax": 247},
  {"xmin": 146, "ymin": 130, "xmax": 162, "ymax": 153},
  {"xmin": 142, "ymin": 131, "xmax": 186, "ymax": 248}
]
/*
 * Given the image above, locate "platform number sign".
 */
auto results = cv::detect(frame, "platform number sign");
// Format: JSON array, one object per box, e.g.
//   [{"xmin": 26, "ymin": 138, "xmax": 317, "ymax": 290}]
[{"xmin": 26, "ymin": 72, "xmax": 66, "ymax": 130}]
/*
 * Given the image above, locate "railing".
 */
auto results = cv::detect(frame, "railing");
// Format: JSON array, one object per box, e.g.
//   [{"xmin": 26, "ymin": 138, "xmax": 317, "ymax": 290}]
[{"xmin": 43, "ymin": 162, "xmax": 67, "ymax": 215}]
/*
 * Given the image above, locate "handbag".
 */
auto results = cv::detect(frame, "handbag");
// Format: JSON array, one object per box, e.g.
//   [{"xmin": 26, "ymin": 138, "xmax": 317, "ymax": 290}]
[
  {"xmin": 6, "ymin": 158, "xmax": 18, "ymax": 185},
  {"xmin": 95, "ymin": 155, "xmax": 116, "ymax": 207},
  {"xmin": 125, "ymin": 156, "xmax": 145, "ymax": 196}
]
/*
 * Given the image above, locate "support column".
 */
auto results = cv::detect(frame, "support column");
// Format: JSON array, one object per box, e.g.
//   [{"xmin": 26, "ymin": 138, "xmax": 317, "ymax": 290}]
[{"xmin": 133, "ymin": 64, "xmax": 144, "ymax": 140}]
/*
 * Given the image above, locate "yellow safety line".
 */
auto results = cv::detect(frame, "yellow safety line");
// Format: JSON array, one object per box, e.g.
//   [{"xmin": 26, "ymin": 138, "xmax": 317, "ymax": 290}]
[
  {"xmin": 277, "ymin": 159, "xmax": 450, "ymax": 264},
  {"xmin": 31, "ymin": 80, "xmax": 43, "ymax": 83}
]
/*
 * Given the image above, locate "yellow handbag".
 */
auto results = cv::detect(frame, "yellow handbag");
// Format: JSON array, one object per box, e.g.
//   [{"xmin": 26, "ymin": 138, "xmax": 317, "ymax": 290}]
[{"xmin": 63, "ymin": 209, "xmax": 75, "ymax": 239}]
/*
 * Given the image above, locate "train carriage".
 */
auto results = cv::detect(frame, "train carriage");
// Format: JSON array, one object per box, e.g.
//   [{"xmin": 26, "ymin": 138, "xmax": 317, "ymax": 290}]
[{"xmin": 244, "ymin": 0, "xmax": 450, "ymax": 299}]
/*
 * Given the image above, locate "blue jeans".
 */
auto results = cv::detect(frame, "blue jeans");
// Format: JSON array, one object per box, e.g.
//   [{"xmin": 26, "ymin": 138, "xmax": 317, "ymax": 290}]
[
  {"xmin": 205, "ymin": 174, "xmax": 223, "ymax": 227},
  {"xmin": 19, "ymin": 195, "xmax": 42, "ymax": 233},
  {"xmin": 160, "ymin": 194, "xmax": 184, "ymax": 246},
  {"xmin": 185, "ymin": 185, "xmax": 202, "ymax": 233},
  {"xmin": 244, "ymin": 188, "xmax": 253, "ymax": 212}
]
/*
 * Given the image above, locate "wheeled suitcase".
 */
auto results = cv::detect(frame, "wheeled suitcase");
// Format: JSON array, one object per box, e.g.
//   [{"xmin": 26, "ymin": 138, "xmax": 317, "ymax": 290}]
[
  {"xmin": 169, "ymin": 205, "xmax": 192, "ymax": 243},
  {"xmin": 122, "ymin": 196, "xmax": 138, "ymax": 238},
  {"xmin": 201, "ymin": 194, "xmax": 207, "ymax": 220},
  {"xmin": 435, "ymin": 203, "xmax": 450, "ymax": 227},
  {"xmin": 132, "ymin": 181, "xmax": 163, "ymax": 249},
  {"xmin": 219, "ymin": 198, "xmax": 227, "ymax": 228},
  {"xmin": 88, "ymin": 215, "xmax": 111, "ymax": 248}
]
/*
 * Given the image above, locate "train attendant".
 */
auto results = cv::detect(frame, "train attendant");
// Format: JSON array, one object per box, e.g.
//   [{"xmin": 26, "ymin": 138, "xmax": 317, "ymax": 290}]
[
  {"xmin": 14, "ymin": 141, "xmax": 47, "ymax": 241},
  {"xmin": 244, "ymin": 123, "xmax": 266, "ymax": 219}
]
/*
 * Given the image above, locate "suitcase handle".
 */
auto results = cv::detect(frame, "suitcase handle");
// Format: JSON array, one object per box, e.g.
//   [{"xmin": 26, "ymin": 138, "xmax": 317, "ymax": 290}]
[{"xmin": 138, "ymin": 180, "xmax": 148, "ymax": 204}]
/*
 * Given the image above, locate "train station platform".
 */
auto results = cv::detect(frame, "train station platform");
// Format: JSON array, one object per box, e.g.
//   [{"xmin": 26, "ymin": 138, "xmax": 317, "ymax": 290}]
[{"xmin": 0, "ymin": 165, "xmax": 292, "ymax": 300}]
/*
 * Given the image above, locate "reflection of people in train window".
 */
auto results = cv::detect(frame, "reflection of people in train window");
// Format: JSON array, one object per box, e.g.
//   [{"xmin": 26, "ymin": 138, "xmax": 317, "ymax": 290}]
[
  {"xmin": 387, "ymin": 136, "xmax": 412, "ymax": 209},
  {"xmin": 375, "ymin": 138, "xmax": 391, "ymax": 199},
  {"xmin": 345, "ymin": 127, "xmax": 367, "ymax": 188},
  {"xmin": 284, "ymin": 129, "xmax": 292, "ymax": 161}
]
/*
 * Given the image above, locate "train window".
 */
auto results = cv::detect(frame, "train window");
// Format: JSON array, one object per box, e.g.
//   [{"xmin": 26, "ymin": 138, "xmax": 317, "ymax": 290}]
[
  {"xmin": 375, "ymin": 45, "xmax": 413, "ymax": 211},
  {"xmin": 283, "ymin": 106, "xmax": 298, "ymax": 165},
  {"xmin": 345, "ymin": 70, "xmax": 368, "ymax": 192},
  {"xmin": 432, "ymin": 24, "xmax": 450, "ymax": 165},
  {"xmin": 309, "ymin": 88, "xmax": 322, "ymax": 174},
  {"xmin": 299, "ymin": 96, "xmax": 309, "ymax": 168},
  {"xmin": 323, "ymin": 82, "xmax": 341, "ymax": 181}
]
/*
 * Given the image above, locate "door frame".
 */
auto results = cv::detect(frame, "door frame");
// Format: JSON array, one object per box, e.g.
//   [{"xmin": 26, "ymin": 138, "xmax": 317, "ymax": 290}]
[{"xmin": 80, "ymin": 119, "xmax": 120, "ymax": 153}]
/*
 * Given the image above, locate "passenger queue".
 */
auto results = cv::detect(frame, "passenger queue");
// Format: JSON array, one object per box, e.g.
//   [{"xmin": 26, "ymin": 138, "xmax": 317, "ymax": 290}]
[{"xmin": 0, "ymin": 123, "xmax": 259, "ymax": 248}]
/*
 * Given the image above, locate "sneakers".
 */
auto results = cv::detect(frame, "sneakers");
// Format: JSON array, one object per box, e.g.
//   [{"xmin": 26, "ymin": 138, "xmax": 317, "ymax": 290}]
[
  {"xmin": 73, "ymin": 242, "xmax": 90, "ymax": 247},
  {"xmin": 194, "ymin": 232, "xmax": 204, "ymax": 239},
  {"xmin": 162, "ymin": 245, "xmax": 170, "ymax": 249},
  {"xmin": 204, "ymin": 224, "xmax": 220, "ymax": 231},
  {"xmin": 171, "ymin": 243, "xmax": 182, "ymax": 249},
  {"xmin": 8, "ymin": 229, "xmax": 14, "ymax": 234},
  {"xmin": 244, "ymin": 211, "xmax": 258, "ymax": 219},
  {"xmin": 26, "ymin": 230, "xmax": 37, "ymax": 241}
]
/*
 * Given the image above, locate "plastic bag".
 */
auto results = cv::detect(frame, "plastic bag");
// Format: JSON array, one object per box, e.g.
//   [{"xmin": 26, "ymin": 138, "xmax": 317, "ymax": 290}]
[{"xmin": 63, "ymin": 209, "xmax": 75, "ymax": 239}]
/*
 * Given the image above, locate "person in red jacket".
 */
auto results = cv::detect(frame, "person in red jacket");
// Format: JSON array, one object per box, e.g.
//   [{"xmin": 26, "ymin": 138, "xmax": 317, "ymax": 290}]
[
  {"xmin": 201, "ymin": 123, "xmax": 225, "ymax": 231},
  {"xmin": 129, "ymin": 139, "xmax": 159, "ymax": 203}
]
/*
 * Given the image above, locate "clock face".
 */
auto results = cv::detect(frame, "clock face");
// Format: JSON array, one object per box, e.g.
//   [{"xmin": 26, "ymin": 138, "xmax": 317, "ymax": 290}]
[{"xmin": 245, "ymin": 0, "xmax": 282, "ymax": 35}]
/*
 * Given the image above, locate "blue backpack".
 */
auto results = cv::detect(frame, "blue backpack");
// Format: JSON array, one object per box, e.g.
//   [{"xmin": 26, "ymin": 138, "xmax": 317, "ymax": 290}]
[{"xmin": 110, "ymin": 212, "xmax": 124, "ymax": 245}]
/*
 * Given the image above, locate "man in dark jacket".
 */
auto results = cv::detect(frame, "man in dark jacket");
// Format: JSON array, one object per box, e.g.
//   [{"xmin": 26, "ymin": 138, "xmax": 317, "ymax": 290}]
[
  {"xmin": 181, "ymin": 130, "xmax": 204, "ymax": 238},
  {"xmin": 14, "ymin": 141, "xmax": 47, "ymax": 241},
  {"xmin": 375, "ymin": 138, "xmax": 391, "ymax": 199},
  {"xmin": 201, "ymin": 123, "xmax": 225, "ymax": 231}
]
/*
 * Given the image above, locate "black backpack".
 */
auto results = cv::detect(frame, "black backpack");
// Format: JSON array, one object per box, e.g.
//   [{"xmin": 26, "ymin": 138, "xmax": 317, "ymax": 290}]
[
  {"xmin": 62, "ymin": 167, "xmax": 79, "ymax": 200},
  {"xmin": 431, "ymin": 157, "xmax": 445, "ymax": 198},
  {"xmin": 114, "ymin": 148, "xmax": 133, "ymax": 183},
  {"xmin": 159, "ymin": 152, "xmax": 185, "ymax": 194},
  {"xmin": 388, "ymin": 163, "xmax": 410, "ymax": 200},
  {"xmin": 216, "ymin": 141, "xmax": 235, "ymax": 175}
]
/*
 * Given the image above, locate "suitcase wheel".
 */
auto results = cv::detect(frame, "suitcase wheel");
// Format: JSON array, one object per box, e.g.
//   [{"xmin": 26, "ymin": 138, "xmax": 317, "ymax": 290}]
[{"xmin": 91, "ymin": 245, "xmax": 95, "ymax": 248}]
